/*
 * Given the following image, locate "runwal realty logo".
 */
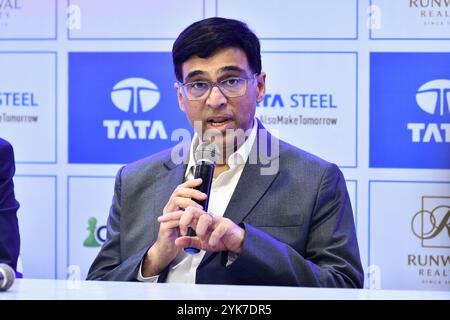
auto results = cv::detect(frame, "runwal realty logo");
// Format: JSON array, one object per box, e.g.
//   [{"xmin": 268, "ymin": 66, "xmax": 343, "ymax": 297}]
[
  {"xmin": 370, "ymin": 53, "xmax": 450, "ymax": 169},
  {"xmin": 409, "ymin": 0, "xmax": 450, "ymax": 26},
  {"xmin": 0, "ymin": 0, "xmax": 21, "ymax": 28},
  {"xmin": 411, "ymin": 198, "xmax": 450, "ymax": 249},
  {"xmin": 407, "ymin": 196, "xmax": 450, "ymax": 287},
  {"xmin": 68, "ymin": 52, "xmax": 191, "ymax": 164}
]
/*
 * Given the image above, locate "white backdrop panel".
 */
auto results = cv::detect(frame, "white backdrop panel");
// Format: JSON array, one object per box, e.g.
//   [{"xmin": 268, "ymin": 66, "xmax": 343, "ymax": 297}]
[
  {"xmin": 217, "ymin": 0, "xmax": 357, "ymax": 39},
  {"xmin": 14, "ymin": 175, "xmax": 57, "ymax": 279},
  {"xmin": 257, "ymin": 52, "xmax": 357, "ymax": 167},
  {"xmin": 68, "ymin": 0, "xmax": 205, "ymax": 39},
  {"xmin": 370, "ymin": 0, "xmax": 450, "ymax": 39},
  {"xmin": 369, "ymin": 181, "xmax": 450, "ymax": 291},
  {"xmin": 68, "ymin": 176, "xmax": 115, "ymax": 280},
  {"xmin": 0, "ymin": 52, "xmax": 56, "ymax": 163}
]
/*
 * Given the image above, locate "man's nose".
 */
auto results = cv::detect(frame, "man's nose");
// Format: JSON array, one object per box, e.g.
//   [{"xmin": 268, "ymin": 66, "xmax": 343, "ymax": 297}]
[{"xmin": 205, "ymin": 85, "xmax": 227, "ymax": 108}]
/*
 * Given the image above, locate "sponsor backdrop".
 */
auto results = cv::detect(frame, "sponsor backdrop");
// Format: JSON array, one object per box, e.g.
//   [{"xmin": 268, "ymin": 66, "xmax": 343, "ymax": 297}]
[{"xmin": 0, "ymin": 0, "xmax": 449, "ymax": 291}]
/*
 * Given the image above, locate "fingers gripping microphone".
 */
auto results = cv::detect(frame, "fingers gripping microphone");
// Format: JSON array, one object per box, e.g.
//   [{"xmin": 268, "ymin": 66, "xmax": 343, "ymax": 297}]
[
  {"xmin": 0, "ymin": 263, "xmax": 15, "ymax": 292},
  {"xmin": 184, "ymin": 141, "xmax": 218, "ymax": 254}
]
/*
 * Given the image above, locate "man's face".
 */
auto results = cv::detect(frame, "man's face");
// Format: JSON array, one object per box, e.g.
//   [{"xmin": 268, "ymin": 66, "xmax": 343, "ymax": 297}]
[{"xmin": 175, "ymin": 47, "xmax": 265, "ymax": 154}]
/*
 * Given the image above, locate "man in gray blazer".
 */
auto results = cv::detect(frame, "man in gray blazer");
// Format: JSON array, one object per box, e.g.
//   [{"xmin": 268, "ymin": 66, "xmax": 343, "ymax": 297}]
[{"xmin": 87, "ymin": 17, "xmax": 363, "ymax": 287}]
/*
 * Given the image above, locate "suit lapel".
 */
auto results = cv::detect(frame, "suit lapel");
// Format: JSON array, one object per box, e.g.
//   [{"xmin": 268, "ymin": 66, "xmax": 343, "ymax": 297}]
[
  {"xmin": 148, "ymin": 148, "xmax": 190, "ymax": 221},
  {"xmin": 225, "ymin": 122, "xmax": 280, "ymax": 223},
  {"xmin": 199, "ymin": 124, "xmax": 280, "ymax": 266},
  {"xmin": 153, "ymin": 161, "xmax": 187, "ymax": 213},
  {"xmin": 222, "ymin": 160, "xmax": 279, "ymax": 223},
  {"xmin": 155, "ymin": 153, "xmax": 188, "ymax": 283}
]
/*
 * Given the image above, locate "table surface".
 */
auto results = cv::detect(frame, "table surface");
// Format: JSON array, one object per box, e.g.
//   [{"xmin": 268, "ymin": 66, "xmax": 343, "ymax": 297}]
[{"xmin": 0, "ymin": 279, "xmax": 449, "ymax": 300}]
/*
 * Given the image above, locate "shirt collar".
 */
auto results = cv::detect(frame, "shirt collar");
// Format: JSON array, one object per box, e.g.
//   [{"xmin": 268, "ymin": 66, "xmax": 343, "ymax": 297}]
[{"xmin": 184, "ymin": 118, "xmax": 258, "ymax": 178}]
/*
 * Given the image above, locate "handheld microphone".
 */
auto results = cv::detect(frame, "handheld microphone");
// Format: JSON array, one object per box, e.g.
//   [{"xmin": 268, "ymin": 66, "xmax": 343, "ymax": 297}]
[
  {"xmin": 184, "ymin": 141, "xmax": 218, "ymax": 254},
  {"xmin": 0, "ymin": 263, "xmax": 15, "ymax": 292}
]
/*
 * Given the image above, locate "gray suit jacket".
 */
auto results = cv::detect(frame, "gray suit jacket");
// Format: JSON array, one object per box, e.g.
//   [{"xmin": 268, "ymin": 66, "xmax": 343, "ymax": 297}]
[{"xmin": 87, "ymin": 126, "xmax": 363, "ymax": 287}]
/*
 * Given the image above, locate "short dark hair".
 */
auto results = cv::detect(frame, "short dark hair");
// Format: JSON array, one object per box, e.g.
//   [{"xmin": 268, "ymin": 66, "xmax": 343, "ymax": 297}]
[{"xmin": 172, "ymin": 17, "xmax": 261, "ymax": 82}]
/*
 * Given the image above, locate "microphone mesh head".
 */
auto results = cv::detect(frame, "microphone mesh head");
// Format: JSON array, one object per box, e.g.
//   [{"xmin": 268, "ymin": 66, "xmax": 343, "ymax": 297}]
[
  {"xmin": 0, "ymin": 263, "xmax": 15, "ymax": 292},
  {"xmin": 194, "ymin": 141, "xmax": 219, "ymax": 164}
]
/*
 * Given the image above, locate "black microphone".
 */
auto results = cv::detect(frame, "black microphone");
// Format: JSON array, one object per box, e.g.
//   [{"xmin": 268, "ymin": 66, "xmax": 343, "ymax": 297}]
[
  {"xmin": 0, "ymin": 263, "xmax": 15, "ymax": 292},
  {"xmin": 184, "ymin": 141, "xmax": 218, "ymax": 254}
]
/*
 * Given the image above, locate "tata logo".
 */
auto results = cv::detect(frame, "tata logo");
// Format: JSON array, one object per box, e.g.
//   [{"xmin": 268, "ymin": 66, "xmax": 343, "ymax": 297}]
[
  {"xmin": 110, "ymin": 77, "xmax": 160, "ymax": 114},
  {"xmin": 0, "ymin": 92, "xmax": 38, "ymax": 107},
  {"xmin": 407, "ymin": 79, "xmax": 450, "ymax": 143},
  {"xmin": 257, "ymin": 93, "xmax": 337, "ymax": 109},
  {"xmin": 411, "ymin": 197, "xmax": 450, "ymax": 249},
  {"xmin": 416, "ymin": 79, "xmax": 450, "ymax": 116},
  {"xmin": 103, "ymin": 77, "xmax": 168, "ymax": 140}
]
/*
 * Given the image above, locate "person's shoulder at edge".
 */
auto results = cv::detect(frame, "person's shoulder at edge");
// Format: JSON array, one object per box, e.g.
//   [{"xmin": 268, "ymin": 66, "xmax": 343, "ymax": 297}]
[
  {"xmin": 0, "ymin": 137, "xmax": 13, "ymax": 153},
  {"xmin": 0, "ymin": 138, "xmax": 15, "ymax": 172}
]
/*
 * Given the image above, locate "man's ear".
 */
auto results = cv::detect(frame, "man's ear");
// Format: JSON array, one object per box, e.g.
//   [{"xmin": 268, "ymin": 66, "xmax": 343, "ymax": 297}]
[
  {"xmin": 256, "ymin": 72, "xmax": 266, "ymax": 103},
  {"xmin": 174, "ymin": 82, "xmax": 186, "ymax": 112}
]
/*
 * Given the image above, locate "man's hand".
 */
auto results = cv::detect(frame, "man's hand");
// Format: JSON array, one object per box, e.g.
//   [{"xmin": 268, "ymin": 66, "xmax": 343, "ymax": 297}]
[
  {"xmin": 163, "ymin": 178, "xmax": 206, "ymax": 214},
  {"xmin": 158, "ymin": 206, "xmax": 245, "ymax": 254},
  {"xmin": 142, "ymin": 179, "xmax": 206, "ymax": 277}
]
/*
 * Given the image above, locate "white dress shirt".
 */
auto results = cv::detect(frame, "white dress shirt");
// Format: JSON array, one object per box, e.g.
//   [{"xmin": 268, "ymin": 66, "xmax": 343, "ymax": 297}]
[{"xmin": 138, "ymin": 119, "xmax": 257, "ymax": 283}]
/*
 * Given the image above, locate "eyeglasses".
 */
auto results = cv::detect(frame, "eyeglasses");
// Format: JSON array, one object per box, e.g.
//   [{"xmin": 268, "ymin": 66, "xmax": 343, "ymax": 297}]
[{"xmin": 179, "ymin": 74, "xmax": 258, "ymax": 101}]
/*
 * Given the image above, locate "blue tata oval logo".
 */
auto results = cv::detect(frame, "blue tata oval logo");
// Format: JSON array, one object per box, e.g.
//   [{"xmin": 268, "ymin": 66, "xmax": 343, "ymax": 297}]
[
  {"xmin": 110, "ymin": 78, "xmax": 160, "ymax": 113},
  {"xmin": 416, "ymin": 79, "xmax": 450, "ymax": 117}
]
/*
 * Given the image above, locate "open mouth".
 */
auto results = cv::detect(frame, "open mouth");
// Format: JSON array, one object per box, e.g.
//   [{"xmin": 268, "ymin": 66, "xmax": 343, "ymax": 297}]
[{"xmin": 206, "ymin": 116, "xmax": 233, "ymax": 128}]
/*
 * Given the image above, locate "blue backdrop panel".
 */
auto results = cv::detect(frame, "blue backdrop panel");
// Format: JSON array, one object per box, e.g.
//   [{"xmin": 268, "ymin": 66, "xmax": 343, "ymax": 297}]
[
  {"xmin": 69, "ymin": 52, "xmax": 191, "ymax": 164},
  {"xmin": 370, "ymin": 53, "xmax": 450, "ymax": 169}
]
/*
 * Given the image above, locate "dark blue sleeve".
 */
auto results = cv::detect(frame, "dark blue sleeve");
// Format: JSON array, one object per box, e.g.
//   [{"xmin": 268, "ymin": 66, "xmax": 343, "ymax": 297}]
[{"xmin": 0, "ymin": 138, "xmax": 21, "ymax": 272}]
